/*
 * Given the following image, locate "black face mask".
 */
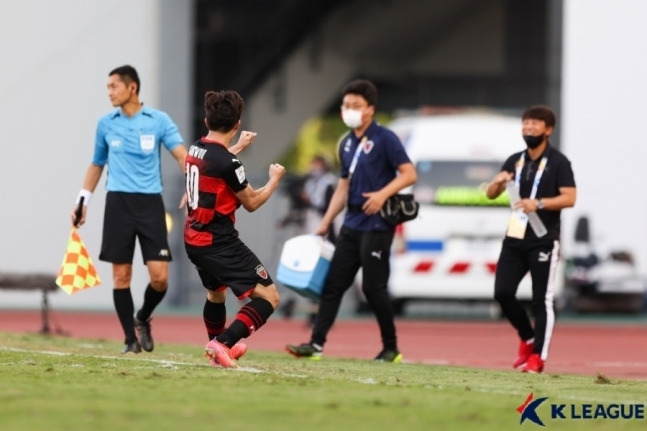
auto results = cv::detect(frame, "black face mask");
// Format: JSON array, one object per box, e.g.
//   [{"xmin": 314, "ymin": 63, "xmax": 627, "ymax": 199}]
[{"xmin": 523, "ymin": 134, "xmax": 544, "ymax": 149}]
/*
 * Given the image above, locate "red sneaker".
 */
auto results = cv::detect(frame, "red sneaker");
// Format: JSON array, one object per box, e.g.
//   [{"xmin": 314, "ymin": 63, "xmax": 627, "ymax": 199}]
[
  {"xmin": 230, "ymin": 342, "xmax": 248, "ymax": 360},
  {"xmin": 522, "ymin": 353, "xmax": 544, "ymax": 374},
  {"xmin": 513, "ymin": 339, "xmax": 535, "ymax": 369},
  {"xmin": 206, "ymin": 341, "xmax": 247, "ymax": 367},
  {"xmin": 205, "ymin": 340, "xmax": 237, "ymax": 368}
]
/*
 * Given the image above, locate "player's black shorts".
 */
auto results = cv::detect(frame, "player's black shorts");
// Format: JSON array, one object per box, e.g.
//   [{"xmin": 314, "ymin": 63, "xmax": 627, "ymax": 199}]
[
  {"xmin": 100, "ymin": 192, "xmax": 172, "ymax": 264},
  {"xmin": 185, "ymin": 237, "xmax": 274, "ymax": 299}
]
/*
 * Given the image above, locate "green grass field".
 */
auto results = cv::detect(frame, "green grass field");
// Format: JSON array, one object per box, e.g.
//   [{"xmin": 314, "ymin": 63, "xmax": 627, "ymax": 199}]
[{"xmin": 1, "ymin": 332, "xmax": 645, "ymax": 431}]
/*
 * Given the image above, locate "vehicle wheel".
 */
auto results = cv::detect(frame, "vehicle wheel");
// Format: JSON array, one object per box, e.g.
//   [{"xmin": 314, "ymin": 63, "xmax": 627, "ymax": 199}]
[
  {"xmin": 488, "ymin": 302, "xmax": 503, "ymax": 320},
  {"xmin": 354, "ymin": 298, "xmax": 371, "ymax": 314}
]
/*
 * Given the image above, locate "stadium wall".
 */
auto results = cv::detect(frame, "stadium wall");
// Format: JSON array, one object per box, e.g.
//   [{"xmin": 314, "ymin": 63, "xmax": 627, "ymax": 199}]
[{"xmin": 0, "ymin": 0, "xmax": 192, "ymax": 309}]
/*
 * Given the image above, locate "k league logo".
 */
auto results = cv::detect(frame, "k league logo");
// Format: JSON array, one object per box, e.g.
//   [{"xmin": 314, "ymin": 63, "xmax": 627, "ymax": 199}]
[
  {"xmin": 517, "ymin": 393, "xmax": 645, "ymax": 426},
  {"xmin": 518, "ymin": 393, "xmax": 548, "ymax": 426}
]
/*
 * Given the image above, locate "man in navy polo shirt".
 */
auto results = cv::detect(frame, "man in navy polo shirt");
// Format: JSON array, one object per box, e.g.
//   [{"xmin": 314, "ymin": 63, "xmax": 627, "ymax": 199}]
[
  {"xmin": 286, "ymin": 79, "xmax": 417, "ymax": 362},
  {"xmin": 71, "ymin": 65, "xmax": 187, "ymax": 354}
]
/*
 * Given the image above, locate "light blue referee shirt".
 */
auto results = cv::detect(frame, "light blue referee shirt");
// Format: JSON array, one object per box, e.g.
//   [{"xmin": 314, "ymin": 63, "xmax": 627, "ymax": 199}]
[{"xmin": 92, "ymin": 105, "xmax": 184, "ymax": 194}]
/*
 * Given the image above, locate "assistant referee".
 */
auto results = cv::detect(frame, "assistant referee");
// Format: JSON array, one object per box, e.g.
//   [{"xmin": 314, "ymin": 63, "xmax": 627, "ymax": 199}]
[{"xmin": 71, "ymin": 65, "xmax": 187, "ymax": 354}]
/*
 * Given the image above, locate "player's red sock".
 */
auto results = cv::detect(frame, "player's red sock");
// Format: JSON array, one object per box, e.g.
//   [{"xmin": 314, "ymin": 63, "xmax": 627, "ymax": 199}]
[{"xmin": 217, "ymin": 298, "xmax": 274, "ymax": 347}]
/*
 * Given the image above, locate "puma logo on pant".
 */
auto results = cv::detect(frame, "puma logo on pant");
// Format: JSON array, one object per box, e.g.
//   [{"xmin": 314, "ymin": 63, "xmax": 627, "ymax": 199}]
[{"xmin": 538, "ymin": 251, "xmax": 551, "ymax": 262}]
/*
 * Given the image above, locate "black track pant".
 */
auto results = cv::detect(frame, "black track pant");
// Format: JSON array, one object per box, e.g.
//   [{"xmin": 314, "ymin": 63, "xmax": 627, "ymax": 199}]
[
  {"xmin": 311, "ymin": 226, "xmax": 397, "ymax": 351},
  {"xmin": 494, "ymin": 239, "xmax": 560, "ymax": 360}
]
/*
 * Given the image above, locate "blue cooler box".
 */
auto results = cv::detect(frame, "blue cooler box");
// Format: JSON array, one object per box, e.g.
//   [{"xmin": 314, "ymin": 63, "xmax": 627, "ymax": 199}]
[{"xmin": 276, "ymin": 235, "xmax": 335, "ymax": 300}]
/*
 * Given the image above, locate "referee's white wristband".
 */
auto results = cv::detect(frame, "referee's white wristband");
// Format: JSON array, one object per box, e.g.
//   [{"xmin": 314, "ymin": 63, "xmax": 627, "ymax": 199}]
[{"xmin": 76, "ymin": 189, "xmax": 93, "ymax": 206}]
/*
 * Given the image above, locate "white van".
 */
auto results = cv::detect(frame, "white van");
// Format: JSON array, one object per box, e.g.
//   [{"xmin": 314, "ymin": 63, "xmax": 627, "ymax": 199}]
[{"xmin": 386, "ymin": 112, "xmax": 563, "ymax": 314}]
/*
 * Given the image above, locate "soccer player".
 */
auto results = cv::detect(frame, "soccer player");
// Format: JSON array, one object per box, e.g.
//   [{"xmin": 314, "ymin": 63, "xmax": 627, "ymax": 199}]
[{"xmin": 184, "ymin": 90, "xmax": 285, "ymax": 368}]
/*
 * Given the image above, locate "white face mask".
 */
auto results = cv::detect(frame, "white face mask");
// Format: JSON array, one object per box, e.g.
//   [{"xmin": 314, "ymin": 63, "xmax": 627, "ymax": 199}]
[{"xmin": 341, "ymin": 108, "xmax": 363, "ymax": 129}]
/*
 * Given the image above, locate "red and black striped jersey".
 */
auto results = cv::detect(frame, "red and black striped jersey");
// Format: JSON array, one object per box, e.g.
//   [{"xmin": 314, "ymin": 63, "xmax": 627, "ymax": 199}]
[{"xmin": 184, "ymin": 138, "xmax": 249, "ymax": 247}]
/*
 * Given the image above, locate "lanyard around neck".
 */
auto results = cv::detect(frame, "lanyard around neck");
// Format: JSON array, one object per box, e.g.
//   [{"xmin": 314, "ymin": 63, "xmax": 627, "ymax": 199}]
[
  {"xmin": 348, "ymin": 136, "xmax": 367, "ymax": 179},
  {"xmin": 515, "ymin": 152, "xmax": 548, "ymax": 200}
]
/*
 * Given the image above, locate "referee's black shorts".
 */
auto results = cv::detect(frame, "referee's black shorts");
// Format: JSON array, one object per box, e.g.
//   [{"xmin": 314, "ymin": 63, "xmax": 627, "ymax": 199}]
[
  {"xmin": 99, "ymin": 192, "xmax": 171, "ymax": 264},
  {"xmin": 185, "ymin": 237, "xmax": 274, "ymax": 299}
]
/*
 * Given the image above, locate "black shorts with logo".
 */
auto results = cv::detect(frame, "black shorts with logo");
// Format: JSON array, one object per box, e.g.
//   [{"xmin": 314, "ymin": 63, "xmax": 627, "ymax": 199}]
[
  {"xmin": 185, "ymin": 237, "xmax": 274, "ymax": 299},
  {"xmin": 100, "ymin": 192, "xmax": 171, "ymax": 264}
]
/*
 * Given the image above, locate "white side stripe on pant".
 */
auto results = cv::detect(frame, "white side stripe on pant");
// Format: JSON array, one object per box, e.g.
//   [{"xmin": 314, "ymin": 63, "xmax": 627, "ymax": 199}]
[{"xmin": 541, "ymin": 240, "xmax": 560, "ymax": 361}]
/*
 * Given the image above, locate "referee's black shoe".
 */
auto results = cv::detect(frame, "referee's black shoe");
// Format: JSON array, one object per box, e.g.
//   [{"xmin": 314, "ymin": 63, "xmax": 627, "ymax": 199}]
[
  {"xmin": 122, "ymin": 339, "xmax": 142, "ymax": 354},
  {"xmin": 134, "ymin": 315, "xmax": 154, "ymax": 352}
]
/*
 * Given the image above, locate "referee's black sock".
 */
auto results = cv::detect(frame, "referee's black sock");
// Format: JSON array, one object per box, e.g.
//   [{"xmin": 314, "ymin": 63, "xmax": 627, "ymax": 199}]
[
  {"xmin": 216, "ymin": 298, "xmax": 274, "ymax": 348},
  {"xmin": 136, "ymin": 283, "xmax": 167, "ymax": 321},
  {"xmin": 203, "ymin": 299, "xmax": 226, "ymax": 341},
  {"xmin": 113, "ymin": 288, "xmax": 136, "ymax": 343}
]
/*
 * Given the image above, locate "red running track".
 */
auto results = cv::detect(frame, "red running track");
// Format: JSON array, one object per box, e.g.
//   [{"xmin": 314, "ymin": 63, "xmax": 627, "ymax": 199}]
[{"xmin": 1, "ymin": 309, "xmax": 646, "ymax": 380}]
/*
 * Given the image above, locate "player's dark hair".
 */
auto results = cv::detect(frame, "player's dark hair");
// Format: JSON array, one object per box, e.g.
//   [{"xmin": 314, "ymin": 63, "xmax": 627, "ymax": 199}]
[
  {"xmin": 522, "ymin": 105, "xmax": 556, "ymax": 128},
  {"xmin": 342, "ymin": 79, "xmax": 378, "ymax": 107},
  {"xmin": 204, "ymin": 90, "xmax": 244, "ymax": 132},
  {"xmin": 109, "ymin": 65, "xmax": 141, "ymax": 95}
]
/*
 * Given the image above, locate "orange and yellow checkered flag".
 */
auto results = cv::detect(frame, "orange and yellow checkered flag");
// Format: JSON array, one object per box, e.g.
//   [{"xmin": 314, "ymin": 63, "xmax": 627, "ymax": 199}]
[{"xmin": 56, "ymin": 228, "xmax": 101, "ymax": 294}]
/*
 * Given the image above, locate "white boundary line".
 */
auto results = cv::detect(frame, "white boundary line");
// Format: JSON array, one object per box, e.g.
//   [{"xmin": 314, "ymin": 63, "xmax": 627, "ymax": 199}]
[{"xmin": 0, "ymin": 346, "xmax": 267, "ymax": 372}]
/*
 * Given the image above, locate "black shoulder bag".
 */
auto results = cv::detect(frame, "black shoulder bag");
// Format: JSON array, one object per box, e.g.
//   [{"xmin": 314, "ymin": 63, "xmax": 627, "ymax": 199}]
[{"xmin": 379, "ymin": 194, "xmax": 419, "ymax": 226}]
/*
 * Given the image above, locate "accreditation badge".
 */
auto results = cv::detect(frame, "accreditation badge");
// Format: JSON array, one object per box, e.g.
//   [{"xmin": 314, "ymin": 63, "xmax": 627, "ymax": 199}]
[
  {"xmin": 506, "ymin": 209, "xmax": 528, "ymax": 239},
  {"xmin": 140, "ymin": 134, "xmax": 155, "ymax": 153}
]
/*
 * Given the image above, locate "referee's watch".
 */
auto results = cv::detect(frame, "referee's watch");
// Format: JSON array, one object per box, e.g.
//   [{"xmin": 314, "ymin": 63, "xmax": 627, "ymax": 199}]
[{"xmin": 537, "ymin": 199, "xmax": 545, "ymax": 210}]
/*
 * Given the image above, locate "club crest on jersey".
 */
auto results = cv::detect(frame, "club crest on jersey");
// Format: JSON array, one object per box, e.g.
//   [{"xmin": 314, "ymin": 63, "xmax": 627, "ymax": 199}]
[
  {"xmin": 363, "ymin": 140, "xmax": 374, "ymax": 154},
  {"xmin": 255, "ymin": 264, "xmax": 268, "ymax": 279}
]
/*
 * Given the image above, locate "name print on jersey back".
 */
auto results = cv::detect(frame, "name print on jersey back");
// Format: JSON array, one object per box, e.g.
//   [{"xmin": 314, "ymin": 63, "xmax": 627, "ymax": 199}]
[{"xmin": 189, "ymin": 145, "xmax": 207, "ymax": 159}]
